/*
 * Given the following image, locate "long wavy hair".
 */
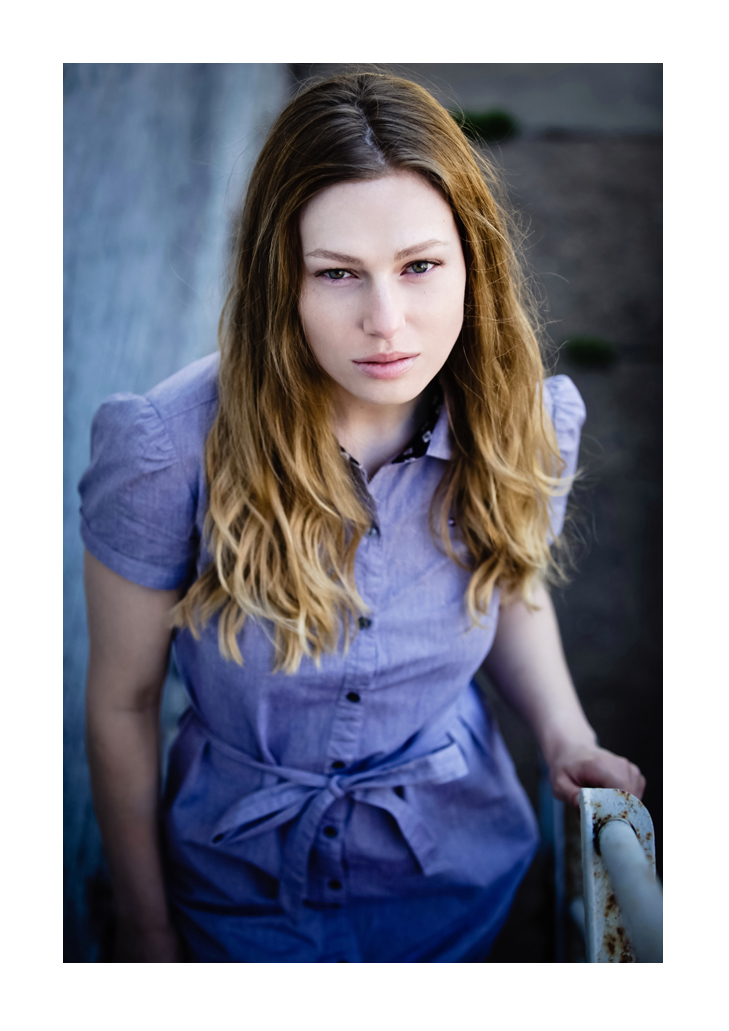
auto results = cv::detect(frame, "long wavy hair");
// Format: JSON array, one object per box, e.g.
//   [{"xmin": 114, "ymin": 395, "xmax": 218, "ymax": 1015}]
[{"xmin": 171, "ymin": 71, "xmax": 569, "ymax": 673}]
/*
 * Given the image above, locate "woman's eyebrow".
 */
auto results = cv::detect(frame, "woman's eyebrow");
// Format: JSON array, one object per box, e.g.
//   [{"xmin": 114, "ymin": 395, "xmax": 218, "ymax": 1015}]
[
  {"xmin": 394, "ymin": 238, "xmax": 449, "ymax": 260},
  {"xmin": 305, "ymin": 239, "xmax": 450, "ymax": 264},
  {"xmin": 305, "ymin": 248, "xmax": 361, "ymax": 264}
]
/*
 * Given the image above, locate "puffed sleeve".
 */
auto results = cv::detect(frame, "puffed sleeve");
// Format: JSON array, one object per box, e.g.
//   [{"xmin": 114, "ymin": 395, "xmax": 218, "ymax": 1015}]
[
  {"xmin": 543, "ymin": 375, "xmax": 586, "ymax": 541},
  {"xmin": 78, "ymin": 393, "xmax": 198, "ymax": 589}
]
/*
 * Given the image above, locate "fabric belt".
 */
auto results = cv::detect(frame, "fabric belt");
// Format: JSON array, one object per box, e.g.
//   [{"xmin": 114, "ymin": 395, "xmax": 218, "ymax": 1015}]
[{"xmin": 180, "ymin": 703, "xmax": 471, "ymax": 919}]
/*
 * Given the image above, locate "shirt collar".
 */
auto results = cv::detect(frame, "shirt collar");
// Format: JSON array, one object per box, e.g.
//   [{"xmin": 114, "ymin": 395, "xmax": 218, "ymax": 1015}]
[
  {"xmin": 424, "ymin": 403, "xmax": 453, "ymax": 461},
  {"xmin": 339, "ymin": 382, "xmax": 453, "ymax": 469}
]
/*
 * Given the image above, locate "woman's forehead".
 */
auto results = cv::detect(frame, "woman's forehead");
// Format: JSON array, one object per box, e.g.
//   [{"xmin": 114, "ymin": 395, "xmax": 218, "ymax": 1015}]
[{"xmin": 299, "ymin": 172, "xmax": 458, "ymax": 259}]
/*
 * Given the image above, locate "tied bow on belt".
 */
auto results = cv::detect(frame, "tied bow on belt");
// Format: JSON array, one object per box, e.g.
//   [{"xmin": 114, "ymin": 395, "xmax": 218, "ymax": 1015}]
[{"xmin": 181, "ymin": 706, "xmax": 470, "ymax": 919}]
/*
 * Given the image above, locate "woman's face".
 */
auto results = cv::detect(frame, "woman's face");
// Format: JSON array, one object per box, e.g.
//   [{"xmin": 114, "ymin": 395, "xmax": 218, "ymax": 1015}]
[{"xmin": 298, "ymin": 171, "xmax": 467, "ymax": 413}]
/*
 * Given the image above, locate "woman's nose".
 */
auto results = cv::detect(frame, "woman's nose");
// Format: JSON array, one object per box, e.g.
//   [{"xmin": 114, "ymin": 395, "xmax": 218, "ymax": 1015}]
[{"xmin": 362, "ymin": 282, "xmax": 405, "ymax": 341}]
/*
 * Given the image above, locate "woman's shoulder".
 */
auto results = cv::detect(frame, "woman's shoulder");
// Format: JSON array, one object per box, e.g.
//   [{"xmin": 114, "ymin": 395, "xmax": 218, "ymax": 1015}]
[
  {"xmin": 542, "ymin": 374, "xmax": 586, "ymax": 435},
  {"xmin": 92, "ymin": 352, "xmax": 220, "ymax": 464},
  {"xmin": 541, "ymin": 376, "xmax": 586, "ymax": 541},
  {"xmin": 144, "ymin": 351, "xmax": 220, "ymax": 442},
  {"xmin": 79, "ymin": 354, "xmax": 220, "ymax": 589},
  {"xmin": 144, "ymin": 351, "xmax": 220, "ymax": 418}
]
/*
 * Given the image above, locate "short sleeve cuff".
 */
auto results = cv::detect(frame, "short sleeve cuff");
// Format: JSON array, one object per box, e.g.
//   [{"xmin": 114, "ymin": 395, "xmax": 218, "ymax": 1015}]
[{"xmin": 81, "ymin": 515, "xmax": 191, "ymax": 590}]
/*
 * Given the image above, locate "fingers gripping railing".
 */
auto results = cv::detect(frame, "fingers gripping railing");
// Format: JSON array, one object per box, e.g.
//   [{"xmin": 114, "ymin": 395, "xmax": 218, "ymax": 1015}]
[{"xmin": 579, "ymin": 788, "xmax": 663, "ymax": 963}]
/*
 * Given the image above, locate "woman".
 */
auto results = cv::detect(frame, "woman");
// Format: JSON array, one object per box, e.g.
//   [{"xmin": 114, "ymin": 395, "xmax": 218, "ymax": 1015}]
[{"xmin": 79, "ymin": 72, "xmax": 645, "ymax": 963}]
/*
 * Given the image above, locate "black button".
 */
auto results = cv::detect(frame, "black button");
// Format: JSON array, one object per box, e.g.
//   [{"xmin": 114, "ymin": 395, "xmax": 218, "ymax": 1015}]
[
  {"xmin": 323, "ymin": 825, "xmax": 338, "ymax": 838},
  {"xmin": 331, "ymin": 760, "xmax": 345, "ymax": 770},
  {"xmin": 328, "ymin": 879, "xmax": 342, "ymax": 890},
  {"xmin": 358, "ymin": 616, "xmax": 372, "ymax": 629},
  {"xmin": 212, "ymin": 834, "xmax": 224, "ymax": 843},
  {"xmin": 346, "ymin": 691, "xmax": 360, "ymax": 703}
]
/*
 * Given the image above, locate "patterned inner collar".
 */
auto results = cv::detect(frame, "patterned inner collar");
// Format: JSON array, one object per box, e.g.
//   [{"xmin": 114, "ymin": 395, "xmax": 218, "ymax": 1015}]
[{"xmin": 339, "ymin": 383, "xmax": 444, "ymax": 470}]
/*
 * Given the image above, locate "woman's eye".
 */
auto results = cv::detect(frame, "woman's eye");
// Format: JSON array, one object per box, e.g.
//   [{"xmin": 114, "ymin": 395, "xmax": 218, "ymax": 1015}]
[
  {"xmin": 320, "ymin": 268, "xmax": 351, "ymax": 280},
  {"xmin": 408, "ymin": 261, "xmax": 435, "ymax": 274}
]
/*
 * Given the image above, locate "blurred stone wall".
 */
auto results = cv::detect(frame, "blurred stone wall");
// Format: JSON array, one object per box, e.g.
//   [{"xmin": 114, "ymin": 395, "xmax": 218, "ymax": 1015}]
[{"xmin": 484, "ymin": 133, "xmax": 661, "ymax": 962}]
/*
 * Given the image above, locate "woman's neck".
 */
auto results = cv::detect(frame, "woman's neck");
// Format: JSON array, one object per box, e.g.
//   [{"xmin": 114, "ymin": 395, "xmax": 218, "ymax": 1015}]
[{"xmin": 333, "ymin": 386, "xmax": 435, "ymax": 479}]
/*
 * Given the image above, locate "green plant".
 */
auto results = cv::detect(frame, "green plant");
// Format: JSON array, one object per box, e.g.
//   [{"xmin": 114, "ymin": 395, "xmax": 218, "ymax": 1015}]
[
  {"xmin": 562, "ymin": 335, "xmax": 619, "ymax": 370},
  {"xmin": 452, "ymin": 109, "xmax": 520, "ymax": 144}
]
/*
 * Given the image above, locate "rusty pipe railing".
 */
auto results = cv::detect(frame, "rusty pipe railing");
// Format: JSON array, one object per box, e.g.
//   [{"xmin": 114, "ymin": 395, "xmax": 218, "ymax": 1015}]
[{"xmin": 579, "ymin": 788, "xmax": 663, "ymax": 963}]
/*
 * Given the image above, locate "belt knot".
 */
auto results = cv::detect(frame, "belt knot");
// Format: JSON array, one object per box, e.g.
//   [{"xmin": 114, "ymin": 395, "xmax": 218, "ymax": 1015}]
[
  {"xmin": 327, "ymin": 775, "xmax": 346, "ymax": 800},
  {"xmin": 183, "ymin": 701, "xmax": 474, "ymax": 921}
]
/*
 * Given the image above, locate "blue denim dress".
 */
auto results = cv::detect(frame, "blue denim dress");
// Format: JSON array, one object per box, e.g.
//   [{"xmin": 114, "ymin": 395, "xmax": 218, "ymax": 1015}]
[{"xmin": 78, "ymin": 354, "xmax": 585, "ymax": 962}]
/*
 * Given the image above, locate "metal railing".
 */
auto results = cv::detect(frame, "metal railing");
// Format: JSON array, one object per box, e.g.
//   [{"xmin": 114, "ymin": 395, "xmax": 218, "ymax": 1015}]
[{"xmin": 579, "ymin": 788, "xmax": 663, "ymax": 962}]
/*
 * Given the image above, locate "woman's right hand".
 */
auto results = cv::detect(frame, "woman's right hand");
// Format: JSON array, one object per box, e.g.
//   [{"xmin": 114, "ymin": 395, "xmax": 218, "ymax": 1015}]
[{"xmin": 113, "ymin": 921, "xmax": 186, "ymax": 962}]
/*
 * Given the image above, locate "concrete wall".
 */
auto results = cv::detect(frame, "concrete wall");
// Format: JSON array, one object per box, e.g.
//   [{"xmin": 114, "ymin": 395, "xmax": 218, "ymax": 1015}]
[{"xmin": 63, "ymin": 63, "xmax": 291, "ymax": 961}]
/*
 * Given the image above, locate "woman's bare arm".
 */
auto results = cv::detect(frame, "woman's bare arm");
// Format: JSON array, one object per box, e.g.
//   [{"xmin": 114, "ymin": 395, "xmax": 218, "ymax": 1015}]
[
  {"xmin": 84, "ymin": 549, "xmax": 184, "ymax": 961},
  {"xmin": 482, "ymin": 581, "xmax": 645, "ymax": 806}
]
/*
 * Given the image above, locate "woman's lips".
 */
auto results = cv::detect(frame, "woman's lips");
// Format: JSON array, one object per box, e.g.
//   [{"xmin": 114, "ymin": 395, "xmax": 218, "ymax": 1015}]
[{"xmin": 352, "ymin": 352, "xmax": 419, "ymax": 380}]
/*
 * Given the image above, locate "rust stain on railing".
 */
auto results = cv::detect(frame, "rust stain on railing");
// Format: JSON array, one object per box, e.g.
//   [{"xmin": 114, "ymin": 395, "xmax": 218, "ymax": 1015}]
[{"xmin": 580, "ymin": 789, "xmax": 657, "ymax": 963}]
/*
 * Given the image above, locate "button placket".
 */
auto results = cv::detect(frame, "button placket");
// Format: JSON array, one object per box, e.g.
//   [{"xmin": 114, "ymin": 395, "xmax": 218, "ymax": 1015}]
[
  {"xmin": 319, "ymin": 812, "xmax": 344, "ymax": 878},
  {"xmin": 325, "ymin": 578, "xmax": 380, "ymax": 774},
  {"xmin": 312, "ymin": 811, "xmax": 347, "ymax": 904},
  {"xmin": 323, "ymin": 483, "xmax": 383, "ymax": 879},
  {"xmin": 324, "ymin": 862, "xmax": 347, "ymax": 903}
]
